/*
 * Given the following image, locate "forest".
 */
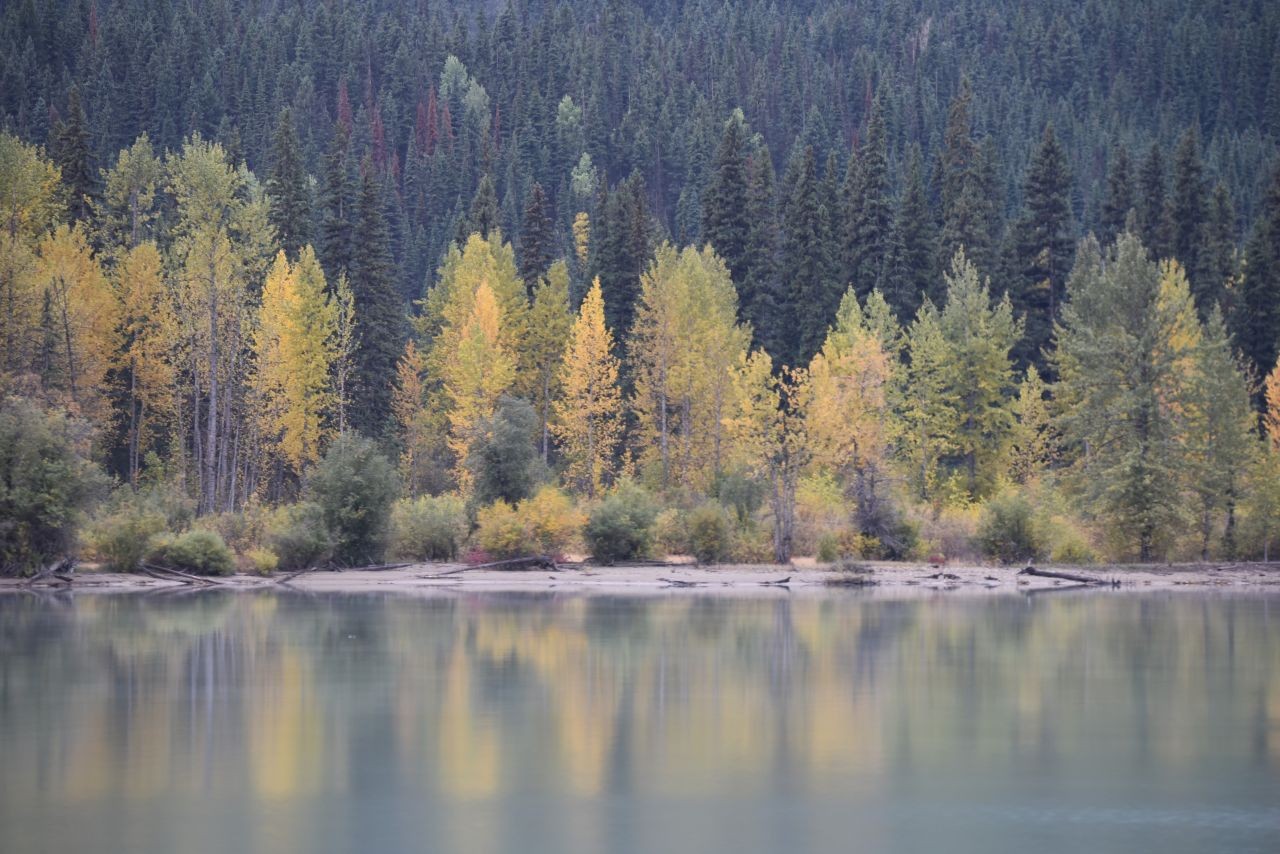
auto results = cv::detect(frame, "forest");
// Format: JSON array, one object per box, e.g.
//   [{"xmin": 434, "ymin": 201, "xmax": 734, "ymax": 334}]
[{"xmin": 3, "ymin": 0, "xmax": 1280, "ymax": 575}]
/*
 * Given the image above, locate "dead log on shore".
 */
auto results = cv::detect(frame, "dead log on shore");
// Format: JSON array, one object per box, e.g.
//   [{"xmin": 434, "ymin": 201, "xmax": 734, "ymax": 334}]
[
  {"xmin": 141, "ymin": 563, "xmax": 225, "ymax": 586},
  {"xmin": 1018, "ymin": 566, "xmax": 1115, "ymax": 586},
  {"xmin": 760, "ymin": 576, "xmax": 792, "ymax": 586},
  {"xmin": 422, "ymin": 555, "xmax": 560, "ymax": 578},
  {"xmin": 659, "ymin": 577, "xmax": 699, "ymax": 588},
  {"xmin": 22, "ymin": 557, "xmax": 76, "ymax": 587}
]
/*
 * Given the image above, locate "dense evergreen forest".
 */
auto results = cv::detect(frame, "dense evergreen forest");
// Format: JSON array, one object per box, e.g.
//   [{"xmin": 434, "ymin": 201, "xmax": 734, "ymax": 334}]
[{"xmin": 4, "ymin": 0, "xmax": 1280, "ymax": 575}]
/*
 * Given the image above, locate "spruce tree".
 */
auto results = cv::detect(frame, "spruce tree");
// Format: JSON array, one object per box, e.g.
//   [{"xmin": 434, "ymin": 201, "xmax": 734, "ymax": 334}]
[
  {"xmin": 741, "ymin": 149, "xmax": 779, "ymax": 352},
  {"xmin": 844, "ymin": 98, "xmax": 892, "ymax": 297},
  {"xmin": 593, "ymin": 173, "xmax": 650, "ymax": 346},
  {"xmin": 939, "ymin": 79, "xmax": 994, "ymax": 275},
  {"xmin": 1137, "ymin": 142, "xmax": 1171, "ymax": 259},
  {"xmin": 517, "ymin": 181, "xmax": 554, "ymax": 292},
  {"xmin": 883, "ymin": 145, "xmax": 939, "ymax": 321},
  {"xmin": 702, "ymin": 109, "xmax": 751, "ymax": 284},
  {"xmin": 267, "ymin": 108, "xmax": 311, "ymax": 259},
  {"xmin": 462, "ymin": 174, "xmax": 500, "ymax": 241},
  {"xmin": 318, "ymin": 127, "xmax": 356, "ymax": 281},
  {"xmin": 1013, "ymin": 124, "xmax": 1074, "ymax": 370},
  {"xmin": 1235, "ymin": 161, "xmax": 1280, "ymax": 387},
  {"xmin": 347, "ymin": 166, "xmax": 405, "ymax": 437},
  {"xmin": 1169, "ymin": 127, "xmax": 1214, "ymax": 312},
  {"xmin": 1100, "ymin": 146, "xmax": 1134, "ymax": 244},
  {"xmin": 1205, "ymin": 183, "xmax": 1238, "ymax": 300},
  {"xmin": 780, "ymin": 144, "xmax": 837, "ymax": 367},
  {"xmin": 52, "ymin": 86, "xmax": 97, "ymax": 224}
]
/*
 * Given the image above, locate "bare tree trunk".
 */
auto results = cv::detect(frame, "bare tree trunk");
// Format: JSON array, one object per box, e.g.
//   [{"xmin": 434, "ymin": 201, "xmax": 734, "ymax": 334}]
[{"xmin": 202, "ymin": 268, "xmax": 219, "ymax": 516}]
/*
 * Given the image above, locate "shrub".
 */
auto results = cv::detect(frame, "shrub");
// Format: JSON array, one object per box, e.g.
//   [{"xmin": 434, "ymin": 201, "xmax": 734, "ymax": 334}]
[
  {"xmin": 977, "ymin": 492, "xmax": 1042, "ymax": 563},
  {"xmin": 687, "ymin": 502, "xmax": 733, "ymax": 564},
  {"xmin": 653, "ymin": 507, "xmax": 688, "ymax": 556},
  {"xmin": 816, "ymin": 531, "xmax": 841, "ymax": 563},
  {"xmin": 0, "ymin": 398, "xmax": 104, "ymax": 576},
  {"xmin": 468, "ymin": 395, "xmax": 539, "ymax": 505},
  {"xmin": 584, "ymin": 481, "xmax": 658, "ymax": 564},
  {"xmin": 389, "ymin": 494, "xmax": 469, "ymax": 561},
  {"xmin": 306, "ymin": 434, "xmax": 398, "ymax": 566},
  {"xmin": 518, "ymin": 486, "xmax": 583, "ymax": 555},
  {"xmin": 86, "ymin": 497, "xmax": 166, "ymax": 573},
  {"xmin": 728, "ymin": 525, "xmax": 775, "ymax": 563},
  {"xmin": 266, "ymin": 501, "xmax": 333, "ymax": 570},
  {"xmin": 473, "ymin": 500, "xmax": 535, "ymax": 558},
  {"xmin": 246, "ymin": 547, "xmax": 279, "ymax": 575},
  {"xmin": 149, "ymin": 529, "xmax": 235, "ymax": 576},
  {"xmin": 714, "ymin": 470, "xmax": 765, "ymax": 526}
]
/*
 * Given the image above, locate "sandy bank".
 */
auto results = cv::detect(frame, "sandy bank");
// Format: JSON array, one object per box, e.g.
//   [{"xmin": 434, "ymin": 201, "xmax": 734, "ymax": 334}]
[{"xmin": 5, "ymin": 559, "xmax": 1280, "ymax": 597}]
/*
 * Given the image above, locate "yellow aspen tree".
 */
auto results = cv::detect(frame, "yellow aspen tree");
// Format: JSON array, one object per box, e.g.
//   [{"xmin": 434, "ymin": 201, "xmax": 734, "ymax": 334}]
[
  {"xmin": 442, "ymin": 281, "xmax": 516, "ymax": 492},
  {"xmin": 0, "ymin": 133, "xmax": 62, "ymax": 385},
  {"xmin": 34, "ymin": 224, "xmax": 119, "ymax": 422},
  {"xmin": 525, "ymin": 260, "xmax": 573, "ymax": 462},
  {"xmin": 97, "ymin": 134, "xmax": 163, "ymax": 251},
  {"xmin": 553, "ymin": 279, "xmax": 623, "ymax": 497},
  {"xmin": 572, "ymin": 212, "xmax": 590, "ymax": 267},
  {"xmin": 392, "ymin": 339, "xmax": 431, "ymax": 494},
  {"xmin": 116, "ymin": 241, "xmax": 177, "ymax": 483},
  {"xmin": 1264, "ymin": 362, "xmax": 1280, "ymax": 448},
  {"xmin": 723, "ymin": 349, "xmax": 811, "ymax": 563},
  {"xmin": 253, "ymin": 247, "xmax": 337, "ymax": 478}
]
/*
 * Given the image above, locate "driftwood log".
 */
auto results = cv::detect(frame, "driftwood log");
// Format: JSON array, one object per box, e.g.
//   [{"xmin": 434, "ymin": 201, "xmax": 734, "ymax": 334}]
[
  {"xmin": 141, "ymin": 563, "xmax": 226, "ymax": 586},
  {"xmin": 1018, "ymin": 565, "xmax": 1114, "ymax": 586},
  {"xmin": 422, "ymin": 555, "xmax": 560, "ymax": 578},
  {"xmin": 22, "ymin": 557, "xmax": 76, "ymax": 587}
]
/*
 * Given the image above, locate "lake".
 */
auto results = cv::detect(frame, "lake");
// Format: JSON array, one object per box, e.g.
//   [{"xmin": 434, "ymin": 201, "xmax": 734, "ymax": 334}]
[{"xmin": 1, "ymin": 590, "xmax": 1278, "ymax": 853}]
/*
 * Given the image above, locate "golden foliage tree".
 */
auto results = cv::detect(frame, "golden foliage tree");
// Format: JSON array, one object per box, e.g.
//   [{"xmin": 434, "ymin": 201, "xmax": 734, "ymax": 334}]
[
  {"xmin": 553, "ymin": 279, "xmax": 623, "ymax": 497},
  {"xmin": 526, "ymin": 260, "xmax": 574, "ymax": 461},
  {"xmin": 116, "ymin": 241, "xmax": 177, "ymax": 482}
]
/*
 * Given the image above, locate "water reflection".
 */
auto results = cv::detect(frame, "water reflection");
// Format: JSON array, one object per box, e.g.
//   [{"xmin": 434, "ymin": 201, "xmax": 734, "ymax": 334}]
[{"xmin": 1, "ymin": 591, "xmax": 1278, "ymax": 853}]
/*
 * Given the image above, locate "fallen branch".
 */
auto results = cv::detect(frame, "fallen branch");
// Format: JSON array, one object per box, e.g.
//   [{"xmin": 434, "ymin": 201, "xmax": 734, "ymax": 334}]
[
  {"xmin": 659, "ymin": 577, "xmax": 699, "ymax": 587},
  {"xmin": 141, "ymin": 563, "xmax": 225, "ymax": 586},
  {"xmin": 760, "ymin": 576, "xmax": 792, "ymax": 586},
  {"xmin": 276, "ymin": 565, "xmax": 320, "ymax": 585},
  {"xmin": 1018, "ymin": 566, "xmax": 1109, "ymax": 585},
  {"xmin": 22, "ymin": 557, "xmax": 76, "ymax": 587},
  {"xmin": 423, "ymin": 555, "xmax": 560, "ymax": 578}
]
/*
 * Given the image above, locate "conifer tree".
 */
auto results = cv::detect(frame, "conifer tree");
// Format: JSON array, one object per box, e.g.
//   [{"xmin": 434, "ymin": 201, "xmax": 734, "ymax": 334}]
[
  {"xmin": 347, "ymin": 167, "xmax": 405, "ymax": 436},
  {"xmin": 741, "ymin": 149, "xmax": 779, "ymax": 351},
  {"xmin": 883, "ymin": 146, "xmax": 939, "ymax": 321},
  {"xmin": 1234, "ymin": 161, "xmax": 1280, "ymax": 385},
  {"xmin": 1013, "ymin": 124, "xmax": 1074, "ymax": 370},
  {"xmin": 902, "ymin": 300, "xmax": 954, "ymax": 501},
  {"xmin": 1169, "ymin": 127, "xmax": 1214, "ymax": 312},
  {"xmin": 526, "ymin": 261, "xmax": 573, "ymax": 461},
  {"xmin": 593, "ymin": 173, "xmax": 650, "ymax": 350},
  {"xmin": 267, "ymin": 108, "xmax": 311, "ymax": 260},
  {"xmin": 391, "ymin": 338, "xmax": 431, "ymax": 495},
  {"xmin": 97, "ymin": 134, "xmax": 161, "ymax": 251},
  {"xmin": 553, "ymin": 278, "xmax": 623, "ymax": 497},
  {"xmin": 52, "ymin": 87, "xmax": 97, "ymax": 224},
  {"xmin": 939, "ymin": 79, "xmax": 994, "ymax": 275},
  {"xmin": 780, "ymin": 144, "xmax": 836, "ymax": 367},
  {"xmin": 1100, "ymin": 146, "xmax": 1134, "ymax": 244},
  {"xmin": 318, "ymin": 127, "xmax": 356, "ymax": 281},
  {"xmin": 1137, "ymin": 142, "xmax": 1171, "ymax": 259},
  {"xmin": 517, "ymin": 181, "xmax": 554, "ymax": 292},
  {"xmin": 463, "ymin": 174, "xmax": 500, "ymax": 241},
  {"xmin": 1009, "ymin": 365, "xmax": 1055, "ymax": 485},
  {"xmin": 1056, "ymin": 236, "xmax": 1198, "ymax": 560},
  {"xmin": 843, "ymin": 98, "xmax": 892, "ymax": 297},
  {"xmin": 702, "ymin": 109, "xmax": 751, "ymax": 285}
]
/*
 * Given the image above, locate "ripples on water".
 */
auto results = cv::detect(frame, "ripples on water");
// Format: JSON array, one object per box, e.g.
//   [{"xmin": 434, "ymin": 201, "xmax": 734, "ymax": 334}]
[{"xmin": 1, "ymin": 590, "xmax": 1277, "ymax": 854}]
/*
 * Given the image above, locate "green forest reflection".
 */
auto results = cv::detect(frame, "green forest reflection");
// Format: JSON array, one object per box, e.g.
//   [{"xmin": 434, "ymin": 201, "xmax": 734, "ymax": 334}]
[{"xmin": 1, "ymin": 592, "xmax": 1278, "ymax": 853}]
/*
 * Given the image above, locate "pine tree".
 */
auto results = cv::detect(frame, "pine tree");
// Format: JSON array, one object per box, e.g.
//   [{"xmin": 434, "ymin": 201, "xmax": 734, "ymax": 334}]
[
  {"xmin": 347, "ymin": 167, "xmax": 405, "ymax": 437},
  {"xmin": 1013, "ymin": 124, "xmax": 1074, "ymax": 371},
  {"xmin": 780, "ymin": 144, "xmax": 836, "ymax": 367},
  {"xmin": 937, "ymin": 249, "xmax": 1021, "ymax": 497},
  {"xmin": 1137, "ymin": 142, "xmax": 1171, "ymax": 259},
  {"xmin": 97, "ymin": 134, "xmax": 162, "ymax": 251},
  {"xmin": 1205, "ymin": 184, "xmax": 1238, "ymax": 303},
  {"xmin": 1100, "ymin": 146, "xmax": 1134, "ymax": 244},
  {"xmin": 1234, "ymin": 161, "xmax": 1280, "ymax": 385},
  {"xmin": 741, "ymin": 149, "xmax": 779, "ymax": 351},
  {"xmin": 52, "ymin": 86, "xmax": 97, "ymax": 224},
  {"xmin": 844, "ymin": 98, "xmax": 892, "ymax": 297},
  {"xmin": 702, "ymin": 109, "xmax": 751, "ymax": 285},
  {"xmin": 902, "ymin": 300, "xmax": 954, "ymax": 501},
  {"xmin": 460, "ymin": 174, "xmax": 500, "ymax": 243},
  {"xmin": 1169, "ymin": 127, "xmax": 1214, "ymax": 312},
  {"xmin": 593, "ymin": 173, "xmax": 650, "ymax": 350},
  {"xmin": 553, "ymin": 278, "xmax": 623, "ymax": 497},
  {"xmin": 939, "ymin": 79, "xmax": 994, "ymax": 275},
  {"xmin": 1055, "ymin": 236, "xmax": 1198, "ymax": 560},
  {"xmin": 883, "ymin": 145, "xmax": 939, "ymax": 321},
  {"xmin": 517, "ymin": 181, "xmax": 554, "ymax": 292},
  {"xmin": 267, "ymin": 108, "xmax": 311, "ymax": 260},
  {"xmin": 318, "ymin": 127, "xmax": 356, "ymax": 281}
]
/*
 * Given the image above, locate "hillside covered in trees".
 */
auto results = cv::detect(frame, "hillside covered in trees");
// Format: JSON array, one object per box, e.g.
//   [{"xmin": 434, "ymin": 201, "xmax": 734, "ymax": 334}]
[{"xmin": 4, "ymin": 0, "xmax": 1280, "ymax": 574}]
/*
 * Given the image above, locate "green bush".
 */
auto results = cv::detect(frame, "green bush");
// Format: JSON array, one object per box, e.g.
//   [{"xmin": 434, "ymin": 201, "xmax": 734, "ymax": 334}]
[
  {"xmin": 977, "ymin": 492, "xmax": 1042, "ymax": 563},
  {"xmin": 86, "ymin": 482, "xmax": 198, "ymax": 572},
  {"xmin": 714, "ymin": 471, "xmax": 765, "ymax": 526},
  {"xmin": 305, "ymin": 434, "xmax": 398, "ymax": 566},
  {"xmin": 584, "ymin": 481, "xmax": 658, "ymax": 565},
  {"xmin": 266, "ymin": 501, "xmax": 333, "ymax": 570},
  {"xmin": 653, "ymin": 507, "xmax": 688, "ymax": 556},
  {"xmin": 149, "ymin": 529, "xmax": 235, "ymax": 576},
  {"xmin": 0, "ymin": 398, "xmax": 104, "ymax": 576},
  {"xmin": 468, "ymin": 395, "xmax": 539, "ymax": 505},
  {"xmin": 687, "ymin": 502, "xmax": 733, "ymax": 564},
  {"xmin": 815, "ymin": 531, "xmax": 841, "ymax": 563},
  {"xmin": 246, "ymin": 547, "xmax": 279, "ymax": 575},
  {"xmin": 389, "ymin": 494, "xmax": 469, "ymax": 561}
]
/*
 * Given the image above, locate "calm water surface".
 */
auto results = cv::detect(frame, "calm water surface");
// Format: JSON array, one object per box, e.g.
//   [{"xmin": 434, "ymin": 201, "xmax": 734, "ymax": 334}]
[{"xmin": 1, "ymin": 590, "xmax": 1278, "ymax": 854}]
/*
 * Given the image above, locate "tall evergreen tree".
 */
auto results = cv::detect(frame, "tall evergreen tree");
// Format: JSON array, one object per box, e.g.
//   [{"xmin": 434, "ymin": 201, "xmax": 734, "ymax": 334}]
[
  {"xmin": 517, "ymin": 181, "xmax": 554, "ymax": 292},
  {"xmin": 702, "ymin": 109, "xmax": 751, "ymax": 284},
  {"xmin": 1013, "ymin": 124, "xmax": 1074, "ymax": 370},
  {"xmin": 1100, "ymin": 146, "xmax": 1134, "ymax": 244},
  {"xmin": 843, "ymin": 98, "xmax": 892, "ymax": 297},
  {"xmin": 939, "ymin": 78, "xmax": 994, "ymax": 275},
  {"xmin": 347, "ymin": 166, "xmax": 405, "ymax": 436},
  {"xmin": 461, "ymin": 173, "xmax": 500, "ymax": 241},
  {"xmin": 52, "ymin": 86, "xmax": 97, "ymax": 224},
  {"xmin": 593, "ymin": 172, "xmax": 650, "ymax": 349},
  {"xmin": 318, "ymin": 127, "xmax": 356, "ymax": 282},
  {"xmin": 267, "ymin": 108, "xmax": 311, "ymax": 259},
  {"xmin": 1169, "ymin": 127, "xmax": 1214, "ymax": 312},
  {"xmin": 1235, "ymin": 161, "xmax": 1280, "ymax": 389},
  {"xmin": 780, "ymin": 144, "xmax": 837, "ymax": 367},
  {"xmin": 741, "ymin": 148, "xmax": 779, "ymax": 351},
  {"xmin": 1137, "ymin": 142, "xmax": 1171, "ymax": 259},
  {"xmin": 883, "ymin": 145, "xmax": 939, "ymax": 321}
]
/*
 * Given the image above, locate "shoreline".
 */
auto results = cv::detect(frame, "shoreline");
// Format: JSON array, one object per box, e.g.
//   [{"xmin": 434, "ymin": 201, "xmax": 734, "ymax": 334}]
[{"xmin": 5, "ymin": 560, "xmax": 1280, "ymax": 597}]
